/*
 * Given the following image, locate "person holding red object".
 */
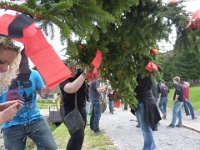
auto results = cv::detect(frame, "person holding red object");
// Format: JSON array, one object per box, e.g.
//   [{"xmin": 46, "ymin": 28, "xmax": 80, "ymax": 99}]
[
  {"xmin": 89, "ymin": 70, "xmax": 107, "ymax": 133},
  {"xmin": 59, "ymin": 60, "xmax": 89, "ymax": 150}
]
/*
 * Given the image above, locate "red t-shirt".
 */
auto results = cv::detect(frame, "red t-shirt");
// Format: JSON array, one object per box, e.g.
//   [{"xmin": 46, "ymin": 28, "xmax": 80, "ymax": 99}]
[{"xmin": 183, "ymin": 84, "xmax": 189, "ymax": 100}]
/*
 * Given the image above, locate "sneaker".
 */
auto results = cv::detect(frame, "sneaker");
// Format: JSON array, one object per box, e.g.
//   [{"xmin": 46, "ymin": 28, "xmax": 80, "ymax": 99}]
[
  {"xmin": 136, "ymin": 124, "xmax": 140, "ymax": 128},
  {"xmin": 168, "ymin": 124, "xmax": 175, "ymax": 128},
  {"xmin": 162, "ymin": 114, "xmax": 167, "ymax": 120},
  {"xmin": 176, "ymin": 124, "xmax": 182, "ymax": 128},
  {"xmin": 192, "ymin": 116, "xmax": 197, "ymax": 120}
]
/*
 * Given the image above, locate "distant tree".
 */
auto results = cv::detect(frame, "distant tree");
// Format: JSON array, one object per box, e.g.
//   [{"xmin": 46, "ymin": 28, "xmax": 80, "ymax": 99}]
[{"xmin": 162, "ymin": 52, "xmax": 200, "ymax": 86}]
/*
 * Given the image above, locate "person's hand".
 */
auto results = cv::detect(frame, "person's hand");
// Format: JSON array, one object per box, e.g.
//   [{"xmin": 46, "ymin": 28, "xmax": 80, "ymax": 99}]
[
  {"xmin": 40, "ymin": 86, "xmax": 49, "ymax": 99},
  {"xmin": 0, "ymin": 100, "xmax": 23, "ymax": 111},
  {"xmin": 84, "ymin": 66, "xmax": 91, "ymax": 74},
  {"xmin": 103, "ymin": 85, "xmax": 108, "ymax": 92},
  {"xmin": 0, "ymin": 101, "xmax": 23, "ymax": 124}
]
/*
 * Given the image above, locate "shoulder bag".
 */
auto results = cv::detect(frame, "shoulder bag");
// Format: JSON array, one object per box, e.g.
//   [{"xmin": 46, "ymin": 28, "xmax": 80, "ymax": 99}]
[{"xmin": 63, "ymin": 93, "xmax": 85, "ymax": 134}]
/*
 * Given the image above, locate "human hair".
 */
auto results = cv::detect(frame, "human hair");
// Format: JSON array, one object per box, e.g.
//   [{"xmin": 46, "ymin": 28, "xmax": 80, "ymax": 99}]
[
  {"xmin": 0, "ymin": 38, "xmax": 21, "ymax": 95},
  {"xmin": 173, "ymin": 76, "xmax": 180, "ymax": 83},
  {"xmin": 160, "ymin": 80, "xmax": 166, "ymax": 84},
  {"xmin": 0, "ymin": 37, "xmax": 20, "ymax": 53}
]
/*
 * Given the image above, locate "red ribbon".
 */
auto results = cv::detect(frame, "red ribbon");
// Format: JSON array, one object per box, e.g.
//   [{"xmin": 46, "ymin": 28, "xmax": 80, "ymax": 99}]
[
  {"xmin": 150, "ymin": 48, "xmax": 159, "ymax": 56},
  {"xmin": 91, "ymin": 49, "xmax": 102, "ymax": 74},
  {"xmin": 0, "ymin": 14, "xmax": 72, "ymax": 89},
  {"xmin": 186, "ymin": 9, "xmax": 200, "ymax": 29}
]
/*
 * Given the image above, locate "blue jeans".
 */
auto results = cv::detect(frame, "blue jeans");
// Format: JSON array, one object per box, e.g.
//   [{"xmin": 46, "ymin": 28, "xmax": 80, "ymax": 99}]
[
  {"xmin": 90, "ymin": 100, "xmax": 101, "ymax": 132},
  {"xmin": 159, "ymin": 97, "xmax": 168, "ymax": 115},
  {"xmin": 3, "ymin": 118, "xmax": 57, "ymax": 150},
  {"xmin": 135, "ymin": 111, "xmax": 140, "ymax": 126},
  {"xmin": 171, "ymin": 101, "xmax": 183, "ymax": 126},
  {"xmin": 109, "ymin": 100, "xmax": 114, "ymax": 113},
  {"xmin": 137, "ymin": 102, "xmax": 156, "ymax": 150},
  {"xmin": 183, "ymin": 100, "xmax": 195, "ymax": 116}
]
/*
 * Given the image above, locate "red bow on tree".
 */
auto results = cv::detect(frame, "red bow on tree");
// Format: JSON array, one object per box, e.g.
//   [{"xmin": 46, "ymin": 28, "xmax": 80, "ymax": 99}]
[
  {"xmin": 91, "ymin": 49, "xmax": 102, "ymax": 74},
  {"xmin": 186, "ymin": 9, "xmax": 200, "ymax": 30},
  {"xmin": 145, "ymin": 62, "xmax": 158, "ymax": 72},
  {"xmin": 150, "ymin": 48, "xmax": 159, "ymax": 56}
]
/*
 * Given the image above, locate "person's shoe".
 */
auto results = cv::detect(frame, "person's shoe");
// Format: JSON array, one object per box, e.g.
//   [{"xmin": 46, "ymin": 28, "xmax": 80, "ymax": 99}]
[
  {"xmin": 136, "ymin": 124, "xmax": 140, "ymax": 128},
  {"xmin": 176, "ymin": 124, "xmax": 182, "ymax": 128},
  {"xmin": 154, "ymin": 126, "xmax": 158, "ymax": 131},
  {"xmin": 186, "ymin": 113, "xmax": 190, "ymax": 116},
  {"xmin": 192, "ymin": 116, "xmax": 197, "ymax": 119},
  {"xmin": 162, "ymin": 114, "xmax": 167, "ymax": 120},
  {"xmin": 168, "ymin": 124, "xmax": 175, "ymax": 128},
  {"xmin": 94, "ymin": 130, "xmax": 100, "ymax": 134}
]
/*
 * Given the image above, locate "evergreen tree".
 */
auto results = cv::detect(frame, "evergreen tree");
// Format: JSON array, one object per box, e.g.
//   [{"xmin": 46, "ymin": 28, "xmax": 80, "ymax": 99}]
[{"xmin": 1, "ymin": 0, "xmax": 200, "ymax": 106}]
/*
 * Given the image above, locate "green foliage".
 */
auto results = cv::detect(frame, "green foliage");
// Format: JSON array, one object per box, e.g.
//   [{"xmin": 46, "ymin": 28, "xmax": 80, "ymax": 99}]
[
  {"xmin": 1, "ymin": 0, "xmax": 200, "ymax": 105},
  {"xmin": 162, "ymin": 51, "xmax": 200, "ymax": 86}
]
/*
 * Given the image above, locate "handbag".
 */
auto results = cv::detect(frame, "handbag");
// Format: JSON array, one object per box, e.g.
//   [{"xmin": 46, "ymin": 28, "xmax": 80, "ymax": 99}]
[{"xmin": 63, "ymin": 93, "xmax": 85, "ymax": 134}]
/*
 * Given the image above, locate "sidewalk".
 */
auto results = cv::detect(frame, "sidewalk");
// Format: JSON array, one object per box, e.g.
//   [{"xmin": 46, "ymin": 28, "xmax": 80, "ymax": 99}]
[{"xmin": 100, "ymin": 107, "xmax": 200, "ymax": 150}]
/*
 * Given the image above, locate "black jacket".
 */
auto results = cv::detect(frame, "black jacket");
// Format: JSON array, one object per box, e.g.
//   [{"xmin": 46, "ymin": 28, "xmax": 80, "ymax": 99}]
[{"xmin": 134, "ymin": 74, "xmax": 161, "ymax": 131}]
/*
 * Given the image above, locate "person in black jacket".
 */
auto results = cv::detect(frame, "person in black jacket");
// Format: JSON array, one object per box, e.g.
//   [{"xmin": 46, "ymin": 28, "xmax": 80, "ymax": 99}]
[
  {"xmin": 135, "ymin": 74, "xmax": 161, "ymax": 150},
  {"xmin": 59, "ymin": 61, "xmax": 88, "ymax": 150}
]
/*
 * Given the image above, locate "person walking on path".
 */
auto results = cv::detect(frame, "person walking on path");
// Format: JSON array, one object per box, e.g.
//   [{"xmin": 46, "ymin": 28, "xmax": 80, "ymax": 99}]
[
  {"xmin": 135, "ymin": 74, "xmax": 161, "ymax": 150},
  {"xmin": 59, "ymin": 61, "xmax": 88, "ymax": 150},
  {"xmin": 89, "ymin": 70, "xmax": 107, "ymax": 133},
  {"xmin": 168, "ymin": 76, "xmax": 184, "ymax": 128},
  {"xmin": 158, "ymin": 80, "xmax": 169, "ymax": 119},
  {"xmin": 182, "ymin": 81, "xmax": 197, "ymax": 119},
  {"xmin": 107, "ymin": 86, "xmax": 115, "ymax": 114}
]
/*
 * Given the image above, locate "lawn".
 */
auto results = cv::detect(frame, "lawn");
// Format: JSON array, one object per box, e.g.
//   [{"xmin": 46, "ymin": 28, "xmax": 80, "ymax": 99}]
[
  {"xmin": 167, "ymin": 86, "xmax": 200, "ymax": 114},
  {"xmin": 53, "ymin": 124, "xmax": 118, "ymax": 150}
]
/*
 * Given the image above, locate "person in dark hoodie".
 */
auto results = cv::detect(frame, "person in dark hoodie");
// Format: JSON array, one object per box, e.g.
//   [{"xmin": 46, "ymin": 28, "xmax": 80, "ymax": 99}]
[{"xmin": 134, "ymin": 74, "xmax": 161, "ymax": 150}]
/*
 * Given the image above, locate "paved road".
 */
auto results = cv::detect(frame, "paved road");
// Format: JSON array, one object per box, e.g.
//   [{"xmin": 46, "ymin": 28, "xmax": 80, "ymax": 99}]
[{"xmin": 100, "ymin": 107, "xmax": 200, "ymax": 150}]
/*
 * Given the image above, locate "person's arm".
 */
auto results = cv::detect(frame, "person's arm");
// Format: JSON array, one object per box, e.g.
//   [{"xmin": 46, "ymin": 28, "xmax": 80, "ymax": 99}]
[
  {"xmin": 174, "ymin": 85, "xmax": 181, "ymax": 101},
  {"xmin": 33, "ymin": 70, "xmax": 49, "ymax": 99},
  {"xmin": 174, "ymin": 94, "xmax": 179, "ymax": 101},
  {"xmin": 38, "ymin": 86, "xmax": 49, "ymax": 99},
  {"xmin": 96, "ymin": 84, "xmax": 108, "ymax": 94},
  {"xmin": 64, "ymin": 68, "xmax": 88, "ymax": 94},
  {"xmin": 63, "ymin": 73, "xmax": 86, "ymax": 94},
  {"xmin": 0, "ymin": 101, "xmax": 23, "ymax": 125},
  {"xmin": 0, "ymin": 100, "xmax": 23, "ymax": 111}
]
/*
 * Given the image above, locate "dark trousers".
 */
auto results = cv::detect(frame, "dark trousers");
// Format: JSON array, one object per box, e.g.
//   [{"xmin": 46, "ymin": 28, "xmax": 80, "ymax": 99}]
[
  {"xmin": 67, "ymin": 128, "xmax": 85, "ymax": 150},
  {"xmin": 90, "ymin": 100, "xmax": 101, "ymax": 132}
]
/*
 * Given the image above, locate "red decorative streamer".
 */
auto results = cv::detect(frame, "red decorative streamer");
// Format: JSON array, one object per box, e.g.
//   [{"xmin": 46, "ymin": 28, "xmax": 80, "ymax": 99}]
[{"xmin": 0, "ymin": 14, "xmax": 72, "ymax": 89}]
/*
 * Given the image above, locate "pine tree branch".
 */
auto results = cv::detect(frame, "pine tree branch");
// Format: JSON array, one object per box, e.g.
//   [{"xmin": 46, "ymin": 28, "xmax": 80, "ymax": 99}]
[{"xmin": 0, "ymin": 2, "xmax": 71, "ymax": 36}]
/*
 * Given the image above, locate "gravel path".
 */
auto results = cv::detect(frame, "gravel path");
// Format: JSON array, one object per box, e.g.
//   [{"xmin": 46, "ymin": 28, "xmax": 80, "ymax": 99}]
[{"xmin": 100, "ymin": 107, "xmax": 200, "ymax": 150}]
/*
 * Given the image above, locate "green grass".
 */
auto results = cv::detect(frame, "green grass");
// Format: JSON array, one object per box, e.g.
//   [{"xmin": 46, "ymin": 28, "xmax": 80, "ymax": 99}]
[
  {"xmin": 37, "ymin": 100, "xmax": 57, "ymax": 109},
  {"xmin": 53, "ymin": 124, "xmax": 118, "ymax": 150},
  {"xmin": 167, "ymin": 86, "xmax": 200, "ymax": 115}
]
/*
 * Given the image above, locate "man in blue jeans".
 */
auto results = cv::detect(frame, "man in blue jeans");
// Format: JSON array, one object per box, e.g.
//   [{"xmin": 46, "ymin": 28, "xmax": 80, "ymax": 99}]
[
  {"xmin": 168, "ymin": 76, "xmax": 184, "ymax": 128},
  {"xmin": 89, "ymin": 70, "xmax": 107, "ymax": 133}
]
